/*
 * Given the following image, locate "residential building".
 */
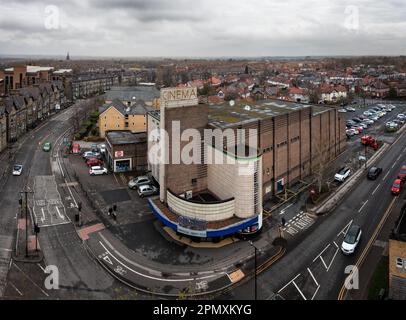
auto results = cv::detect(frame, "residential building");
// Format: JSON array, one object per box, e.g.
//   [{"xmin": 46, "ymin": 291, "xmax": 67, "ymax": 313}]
[
  {"xmin": 104, "ymin": 86, "xmax": 160, "ymax": 109},
  {"xmin": 98, "ymin": 99, "xmax": 153, "ymax": 138},
  {"xmin": 320, "ymin": 85, "xmax": 348, "ymax": 103},
  {"xmin": 389, "ymin": 204, "xmax": 406, "ymax": 300},
  {"xmin": 0, "ymin": 102, "xmax": 7, "ymax": 152}
]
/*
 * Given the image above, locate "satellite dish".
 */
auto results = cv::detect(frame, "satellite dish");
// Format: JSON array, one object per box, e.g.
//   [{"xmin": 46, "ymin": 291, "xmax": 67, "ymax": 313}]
[
  {"xmin": 244, "ymin": 105, "xmax": 251, "ymax": 111},
  {"xmin": 229, "ymin": 100, "xmax": 235, "ymax": 106}
]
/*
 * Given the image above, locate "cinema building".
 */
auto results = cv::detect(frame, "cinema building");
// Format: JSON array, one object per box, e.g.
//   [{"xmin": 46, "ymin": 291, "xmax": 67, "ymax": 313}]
[{"xmin": 147, "ymin": 87, "xmax": 346, "ymax": 240}]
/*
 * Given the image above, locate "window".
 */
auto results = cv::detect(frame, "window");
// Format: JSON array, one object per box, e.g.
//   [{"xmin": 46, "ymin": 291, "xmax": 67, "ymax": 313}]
[
  {"xmin": 396, "ymin": 257, "xmax": 404, "ymax": 269},
  {"xmin": 191, "ymin": 178, "xmax": 197, "ymax": 186},
  {"xmin": 125, "ymin": 122, "xmax": 129, "ymax": 128}
]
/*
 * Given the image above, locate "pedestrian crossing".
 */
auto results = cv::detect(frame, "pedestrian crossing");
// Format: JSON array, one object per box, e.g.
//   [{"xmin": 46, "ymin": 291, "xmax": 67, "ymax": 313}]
[{"xmin": 282, "ymin": 211, "xmax": 315, "ymax": 236}]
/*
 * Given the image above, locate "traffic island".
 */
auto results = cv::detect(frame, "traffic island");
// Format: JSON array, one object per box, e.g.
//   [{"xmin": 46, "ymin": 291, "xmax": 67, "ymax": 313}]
[{"xmin": 12, "ymin": 218, "xmax": 43, "ymax": 263}]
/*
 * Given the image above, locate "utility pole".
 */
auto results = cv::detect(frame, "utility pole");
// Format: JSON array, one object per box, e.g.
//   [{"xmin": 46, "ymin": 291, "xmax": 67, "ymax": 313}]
[
  {"xmin": 20, "ymin": 187, "xmax": 34, "ymax": 258},
  {"xmin": 248, "ymin": 240, "xmax": 258, "ymax": 300}
]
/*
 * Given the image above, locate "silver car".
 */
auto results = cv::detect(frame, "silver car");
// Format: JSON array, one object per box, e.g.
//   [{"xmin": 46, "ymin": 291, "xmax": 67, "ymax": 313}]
[
  {"xmin": 138, "ymin": 184, "xmax": 158, "ymax": 198},
  {"xmin": 128, "ymin": 176, "xmax": 152, "ymax": 189}
]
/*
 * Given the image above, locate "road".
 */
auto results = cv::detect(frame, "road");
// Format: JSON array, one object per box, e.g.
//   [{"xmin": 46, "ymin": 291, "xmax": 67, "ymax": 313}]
[
  {"xmin": 223, "ymin": 116, "xmax": 406, "ymax": 300},
  {"xmin": 0, "ymin": 106, "xmax": 142, "ymax": 299}
]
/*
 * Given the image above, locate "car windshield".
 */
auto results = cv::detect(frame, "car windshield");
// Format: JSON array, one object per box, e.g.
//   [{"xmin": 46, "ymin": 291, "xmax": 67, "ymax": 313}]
[
  {"xmin": 393, "ymin": 183, "xmax": 400, "ymax": 188},
  {"xmin": 344, "ymin": 227, "xmax": 358, "ymax": 244},
  {"xmin": 339, "ymin": 168, "xmax": 348, "ymax": 174},
  {"xmin": 369, "ymin": 168, "xmax": 377, "ymax": 174},
  {"xmin": 400, "ymin": 169, "xmax": 406, "ymax": 174},
  {"xmin": 14, "ymin": 166, "xmax": 21, "ymax": 170}
]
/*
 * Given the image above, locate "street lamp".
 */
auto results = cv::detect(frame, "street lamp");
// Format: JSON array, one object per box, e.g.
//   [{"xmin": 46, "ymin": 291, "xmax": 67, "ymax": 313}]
[{"xmin": 248, "ymin": 240, "xmax": 259, "ymax": 300}]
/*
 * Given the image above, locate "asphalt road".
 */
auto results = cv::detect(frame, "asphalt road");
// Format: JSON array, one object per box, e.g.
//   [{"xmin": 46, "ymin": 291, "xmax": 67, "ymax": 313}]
[
  {"xmin": 0, "ymin": 106, "xmax": 143, "ymax": 299},
  {"xmin": 224, "ymin": 120, "xmax": 406, "ymax": 300}
]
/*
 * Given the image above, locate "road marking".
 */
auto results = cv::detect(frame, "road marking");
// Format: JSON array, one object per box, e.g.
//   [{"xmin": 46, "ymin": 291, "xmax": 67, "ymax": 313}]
[
  {"xmin": 358, "ymin": 200, "xmax": 369, "ymax": 213},
  {"xmin": 98, "ymin": 241, "xmax": 219, "ymax": 282},
  {"xmin": 292, "ymin": 281, "xmax": 307, "ymax": 300},
  {"xmin": 372, "ymin": 184, "xmax": 381, "ymax": 195},
  {"xmin": 382, "ymin": 171, "xmax": 390, "ymax": 181},
  {"xmin": 9, "ymin": 282, "xmax": 23, "ymax": 296},
  {"xmin": 278, "ymin": 273, "xmax": 301, "ymax": 293},
  {"xmin": 326, "ymin": 247, "xmax": 340, "ymax": 272},
  {"xmin": 12, "ymin": 263, "xmax": 49, "ymax": 297},
  {"xmin": 307, "ymin": 268, "xmax": 321, "ymax": 300},
  {"xmin": 337, "ymin": 220, "xmax": 353, "ymax": 238},
  {"xmin": 338, "ymin": 196, "xmax": 398, "ymax": 300},
  {"xmin": 313, "ymin": 244, "xmax": 331, "ymax": 262},
  {"xmin": 37, "ymin": 263, "xmax": 45, "ymax": 272},
  {"xmin": 55, "ymin": 207, "xmax": 65, "ymax": 220},
  {"xmin": 41, "ymin": 208, "xmax": 45, "ymax": 223},
  {"xmin": 279, "ymin": 203, "xmax": 294, "ymax": 215}
]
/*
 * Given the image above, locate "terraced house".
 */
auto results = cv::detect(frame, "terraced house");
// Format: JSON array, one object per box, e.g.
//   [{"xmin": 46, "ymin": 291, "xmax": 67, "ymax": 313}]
[{"xmin": 0, "ymin": 103, "xmax": 7, "ymax": 153}]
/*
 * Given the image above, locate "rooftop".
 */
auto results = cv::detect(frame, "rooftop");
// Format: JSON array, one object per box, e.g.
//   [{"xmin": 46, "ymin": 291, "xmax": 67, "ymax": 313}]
[
  {"xmin": 106, "ymin": 131, "xmax": 147, "ymax": 145},
  {"xmin": 208, "ymin": 99, "xmax": 331, "ymax": 128},
  {"xmin": 105, "ymin": 86, "xmax": 159, "ymax": 103}
]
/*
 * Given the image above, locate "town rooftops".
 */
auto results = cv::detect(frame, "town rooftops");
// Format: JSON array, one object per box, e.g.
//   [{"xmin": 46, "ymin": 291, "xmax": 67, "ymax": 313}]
[
  {"xmin": 53, "ymin": 69, "xmax": 73, "ymax": 75},
  {"xmin": 105, "ymin": 86, "xmax": 160, "ymax": 103},
  {"xmin": 106, "ymin": 131, "xmax": 147, "ymax": 145},
  {"xmin": 5, "ymin": 66, "xmax": 54, "ymax": 73},
  {"xmin": 99, "ymin": 98, "xmax": 153, "ymax": 116}
]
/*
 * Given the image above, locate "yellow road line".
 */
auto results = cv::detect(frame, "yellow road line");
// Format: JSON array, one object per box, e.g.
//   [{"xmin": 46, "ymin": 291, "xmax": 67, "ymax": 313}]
[{"xmin": 337, "ymin": 196, "xmax": 397, "ymax": 300}]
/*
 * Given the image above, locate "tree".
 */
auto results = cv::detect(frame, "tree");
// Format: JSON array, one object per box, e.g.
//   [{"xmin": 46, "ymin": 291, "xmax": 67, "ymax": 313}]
[
  {"xmin": 389, "ymin": 86, "xmax": 397, "ymax": 99},
  {"xmin": 244, "ymin": 65, "xmax": 249, "ymax": 74}
]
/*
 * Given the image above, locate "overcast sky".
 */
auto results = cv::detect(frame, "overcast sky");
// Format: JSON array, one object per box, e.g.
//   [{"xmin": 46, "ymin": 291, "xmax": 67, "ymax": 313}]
[{"xmin": 0, "ymin": 0, "xmax": 405, "ymax": 57}]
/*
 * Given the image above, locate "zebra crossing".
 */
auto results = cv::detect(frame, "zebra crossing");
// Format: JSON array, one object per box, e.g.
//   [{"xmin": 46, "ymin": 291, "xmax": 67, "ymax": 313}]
[{"xmin": 282, "ymin": 211, "xmax": 315, "ymax": 236}]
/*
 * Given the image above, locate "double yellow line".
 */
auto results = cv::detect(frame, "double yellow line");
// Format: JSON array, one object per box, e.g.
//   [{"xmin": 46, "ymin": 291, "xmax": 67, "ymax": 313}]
[{"xmin": 337, "ymin": 196, "xmax": 398, "ymax": 300}]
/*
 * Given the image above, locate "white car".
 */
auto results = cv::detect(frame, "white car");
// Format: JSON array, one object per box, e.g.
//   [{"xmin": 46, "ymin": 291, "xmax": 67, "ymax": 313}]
[
  {"xmin": 12, "ymin": 164, "xmax": 23, "ymax": 176},
  {"xmin": 338, "ymin": 109, "xmax": 347, "ymax": 113},
  {"xmin": 98, "ymin": 144, "xmax": 106, "ymax": 154},
  {"xmin": 89, "ymin": 166, "xmax": 108, "ymax": 176},
  {"xmin": 334, "ymin": 167, "xmax": 351, "ymax": 182},
  {"xmin": 82, "ymin": 151, "xmax": 95, "ymax": 159},
  {"xmin": 345, "ymin": 107, "xmax": 356, "ymax": 112},
  {"xmin": 397, "ymin": 114, "xmax": 405, "ymax": 120},
  {"xmin": 341, "ymin": 225, "xmax": 362, "ymax": 255},
  {"xmin": 363, "ymin": 111, "xmax": 372, "ymax": 117}
]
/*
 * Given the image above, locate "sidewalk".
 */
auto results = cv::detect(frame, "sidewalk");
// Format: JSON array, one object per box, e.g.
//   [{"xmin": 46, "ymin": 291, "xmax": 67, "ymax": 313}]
[{"xmin": 60, "ymin": 150, "xmax": 286, "ymax": 297}]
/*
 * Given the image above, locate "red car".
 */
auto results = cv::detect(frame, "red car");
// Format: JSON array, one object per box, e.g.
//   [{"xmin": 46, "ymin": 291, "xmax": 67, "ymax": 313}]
[
  {"xmin": 391, "ymin": 179, "xmax": 404, "ymax": 195},
  {"xmin": 398, "ymin": 165, "xmax": 406, "ymax": 181},
  {"xmin": 72, "ymin": 143, "xmax": 81, "ymax": 154},
  {"xmin": 86, "ymin": 157, "xmax": 103, "ymax": 167}
]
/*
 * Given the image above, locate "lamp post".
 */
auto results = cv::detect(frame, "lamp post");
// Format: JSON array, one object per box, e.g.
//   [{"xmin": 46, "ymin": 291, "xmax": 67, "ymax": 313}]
[{"xmin": 248, "ymin": 240, "xmax": 258, "ymax": 300}]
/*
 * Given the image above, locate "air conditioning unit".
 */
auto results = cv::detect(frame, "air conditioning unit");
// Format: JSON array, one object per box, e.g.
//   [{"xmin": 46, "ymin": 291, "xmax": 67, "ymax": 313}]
[{"xmin": 186, "ymin": 191, "xmax": 193, "ymax": 200}]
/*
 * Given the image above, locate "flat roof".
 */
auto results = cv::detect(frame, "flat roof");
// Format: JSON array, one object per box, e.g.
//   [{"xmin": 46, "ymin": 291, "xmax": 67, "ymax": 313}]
[
  {"xmin": 106, "ymin": 131, "xmax": 146, "ymax": 145},
  {"xmin": 208, "ymin": 99, "xmax": 331, "ymax": 128}
]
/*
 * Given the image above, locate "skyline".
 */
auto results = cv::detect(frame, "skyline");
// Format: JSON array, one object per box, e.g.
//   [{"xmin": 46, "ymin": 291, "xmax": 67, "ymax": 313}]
[{"xmin": 0, "ymin": 0, "xmax": 406, "ymax": 57}]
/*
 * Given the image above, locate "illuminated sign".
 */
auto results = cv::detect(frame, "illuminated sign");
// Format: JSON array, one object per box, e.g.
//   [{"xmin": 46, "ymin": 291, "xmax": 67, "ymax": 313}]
[{"xmin": 115, "ymin": 150, "xmax": 124, "ymax": 157}]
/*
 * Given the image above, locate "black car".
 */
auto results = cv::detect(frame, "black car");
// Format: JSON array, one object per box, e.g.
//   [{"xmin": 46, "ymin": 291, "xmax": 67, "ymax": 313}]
[
  {"xmin": 367, "ymin": 166, "xmax": 382, "ymax": 180},
  {"xmin": 352, "ymin": 118, "xmax": 362, "ymax": 123}
]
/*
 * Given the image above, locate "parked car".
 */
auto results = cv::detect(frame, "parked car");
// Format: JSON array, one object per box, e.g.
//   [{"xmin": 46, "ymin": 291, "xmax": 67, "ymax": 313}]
[
  {"xmin": 335, "ymin": 167, "xmax": 351, "ymax": 182},
  {"xmin": 99, "ymin": 144, "xmax": 106, "ymax": 154},
  {"xmin": 364, "ymin": 119, "xmax": 374, "ymax": 125},
  {"xmin": 12, "ymin": 164, "xmax": 23, "ymax": 176},
  {"xmin": 338, "ymin": 109, "xmax": 347, "ymax": 113},
  {"xmin": 341, "ymin": 225, "xmax": 362, "ymax": 255},
  {"xmin": 367, "ymin": 167, "xmax": 382, "ymax": 180},
  {"xmin": 43, "ymin": 142, "xmax": 51, "ymax": 152},
  {"xmin": 91, "ymin": 143, "xmax": 99, "ymax": 152},
  {"xmin": 397, "ymin": 114, "xmax": 405, "ymax": 120},
  {"xmin": 352, "ymin": 118, "xmax": 362, "ymax": 123},
  {"xmin": 345, "ymin": 107, "xmax": 356, "ymax": 112},
  {"xmin": 89, "ymin": 166, "xmax": 108, "ymax": 176},
  {"xmin": 72, "ymin": 143, "xmax": 81, "ymax": 154},
  {"xmin": 138, "ymin": 185, "xmax": 158, "ymax": 198},
  {"xmin": 128, "ymin": 176, "xmax": 152, "ymax": 189},
  {"xmin": 82, "ymin": 151, "xmax": 95, "ymax": 159},
  {"xmin": 86, "ymin": 157, "xmax": 103, "ymax": 167},
  {"xmin": 398, "ymin": 165, "xmax": 406, "ymax": 181}
]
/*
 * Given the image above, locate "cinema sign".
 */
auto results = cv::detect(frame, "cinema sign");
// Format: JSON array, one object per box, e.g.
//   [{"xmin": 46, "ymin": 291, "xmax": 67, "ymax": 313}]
[{"xmin": 160, "ymin": 87, "xmax": 198, "ymax": 108}]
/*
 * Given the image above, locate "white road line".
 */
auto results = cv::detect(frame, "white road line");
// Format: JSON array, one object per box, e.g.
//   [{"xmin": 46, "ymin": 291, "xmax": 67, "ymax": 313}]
[
  {"xmin": 311, "ymin": 285, "xmax": 320, "ymax": 301},
  {"xmin": 326, "ymin": 247, "xmax": 340, "ymax": 272},
  {"xmin": 391, "ymin": 163, "xmax": 396, "ymax": 169},
  {"xmin": 313, "ymin": 244, "xmax": 331, "ymax": 262},
  {"xmin": 55, "ymin": 207, "xmax": 65, "ymax": 220},
  {"xmin": 278, "ymin": 273, "xmax": 301, "ymax": 293},
  {"xmin": 292, "ymin": 281, "xmax": 307, "ymax": 300},
  {"xmin": 9, "ymin": 282, "xmax": 23, "ymax": 296},
  {"xmin": 337, "ymin": 220, "xmax": 353, "ymax": 238},
  {"xmin": 382, "ymin": 171, "xmax": 390, "ymax": 181},
  {"xmin": 372, "ymin": 184, "xmax": 381, "ymax": 195},
  {"xmin": 41, "ymin": 208, "xmax": 45, "ymax": 223},
  {"xmin": 319, "ymin": 256, "xmax": 328, "ymax": 269},
  {"xmin": 333, "ymin": 241, "xmax": 339, "ymax": 248},
  {"xmin": 12, "ymin": 263, "xmax": 49, "ymax": 297},
  {"xmin": 358, "ymin": 200, "xmax": 369, "ymax": 213},
  {"xmin": 279, "ymin": 203, "xmax": 294, "ymax": 215},
  {"xmin": 98, "ymin": 241, "xmax": 218, "ymax": 282},
  {"xmin": 307, "ymin": 268, "xmax": 319, "ymax": 287},
  {"xmin": 37, "ymin": 263, "xmax": 45, "ymax": 272}
]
